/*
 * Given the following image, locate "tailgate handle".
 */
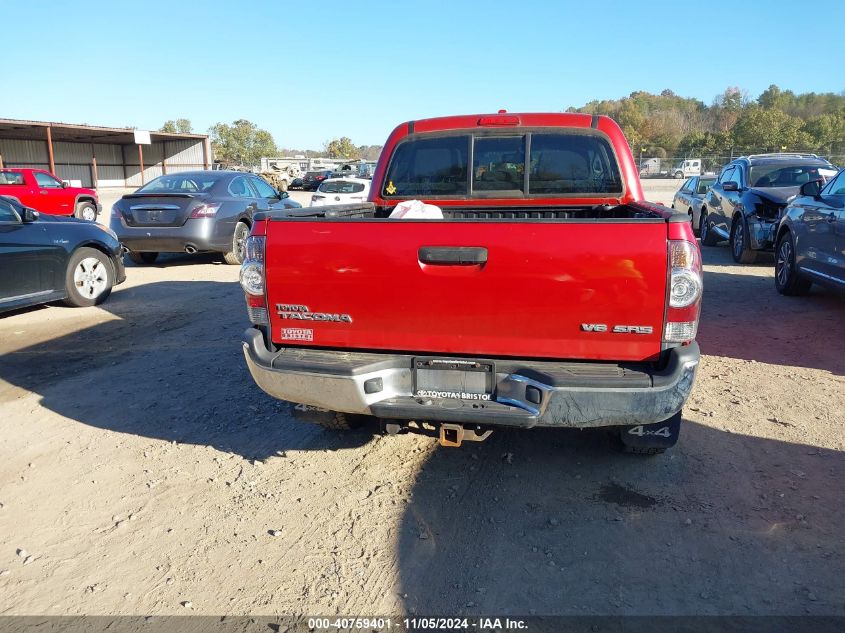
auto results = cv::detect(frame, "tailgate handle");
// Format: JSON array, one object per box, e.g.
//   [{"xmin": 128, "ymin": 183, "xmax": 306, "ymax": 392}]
[{"xmin": 418, "ymin": 246, "xmax": 488, "ymax": 265}]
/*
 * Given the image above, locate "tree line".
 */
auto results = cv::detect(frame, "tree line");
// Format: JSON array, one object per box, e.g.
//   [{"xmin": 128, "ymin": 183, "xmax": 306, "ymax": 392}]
[
  {"xmin": 158, "ymin": 119, "xmax": 383, "ymax": 168},
  {"xmin": 569, "ymin": 85, "xmax": 845, "ymax": 163},
  {"xmin": 160, "ymin": 84, "xmax": 845, "ymax": 169}
]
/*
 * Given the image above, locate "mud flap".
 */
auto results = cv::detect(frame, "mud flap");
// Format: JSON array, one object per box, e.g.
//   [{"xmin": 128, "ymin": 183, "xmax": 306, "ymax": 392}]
[
  {"xmin": 290, "ymin": 402, "xmax": 336, "ymax": 425},
  {"xmin": 619, "ymin": 411, "xmax": 682, "ymax": 449}
]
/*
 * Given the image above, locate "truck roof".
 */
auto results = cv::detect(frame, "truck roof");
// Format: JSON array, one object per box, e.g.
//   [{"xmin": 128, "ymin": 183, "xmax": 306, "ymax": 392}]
[
  {"xmin": 371, "ymin": 112, "xmax": 643, "ymax": 205},
  {"xmin": 398, "ymin": 112, "xmax": 600, "ymax": 134}
]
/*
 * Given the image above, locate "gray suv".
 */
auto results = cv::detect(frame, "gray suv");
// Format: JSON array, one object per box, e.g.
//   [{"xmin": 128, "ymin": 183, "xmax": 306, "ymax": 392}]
[{"xmin": 700, "ymin": 154, "xmax": 837, "ymax": 263}]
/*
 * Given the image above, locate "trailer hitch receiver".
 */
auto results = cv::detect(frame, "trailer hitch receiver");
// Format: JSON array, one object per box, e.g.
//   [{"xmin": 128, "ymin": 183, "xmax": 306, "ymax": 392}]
[{"xmin": 439, "ymin": 423, "xmax": 492, "ymax": 447}]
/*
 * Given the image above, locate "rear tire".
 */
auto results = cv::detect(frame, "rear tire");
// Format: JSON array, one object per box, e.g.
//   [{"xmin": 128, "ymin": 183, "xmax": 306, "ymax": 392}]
[
  {"xmin": 700, "ymin": 211, "xmax": 719, "ymax": 246},
  {"xmin": 730, "ymin": 217, "xmax": 758, "ymax": 264},
  {"xmin": 322, "ymin": 412, "xmax": 369, "ymax": 430},
  {"xmin": 224, "ymin": 221, "xmax": 250, "ymax": 265},
  {"xmin": 128, "ymin": 252, "xmax": 158, "ymax": 265},
  {"xmin": 775, "ymin": 231, "xmax": 812, "ymax": 296},
  {"xmin": 74, "ymin": 202, "xmax": 98, "ymax": 222},
  {"xmin": 63, "ymin": 247, "xmax": 114, "ymax": 307}
]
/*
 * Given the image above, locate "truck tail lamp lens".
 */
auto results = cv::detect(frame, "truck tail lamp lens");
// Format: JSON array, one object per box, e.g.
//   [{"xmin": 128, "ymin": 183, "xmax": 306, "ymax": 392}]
[
  {"xmin": 665, "ymin": 240, "xmax": 702, "ymax": 344},
  {"xmin": 664, "ymin": 321, "xmax": 698, "ymax": 342},
  {"xmin": 189, "ymin": 203, "xmax": 221, "ymax": 218},
  {"xmin": 669, "ymin": 269, "xmax": 702, "ymax": 308},
  {"xmin": 668, "ymin": 241, "xmax": 702, "ymax": 308},
  {"xmin": 240, "ymin": 263, "xmax": 264, "ymax": 296},
  {"xmin": 239, "ymin": 235, "xmax": 265, "ymax": 295},
  {"xmin": 246, "ymin": 294, "xmax": 269, "ymax": 325},
  {"xmin": 240, "ymin": 235, "xmax": 267, "ymax": 323}
]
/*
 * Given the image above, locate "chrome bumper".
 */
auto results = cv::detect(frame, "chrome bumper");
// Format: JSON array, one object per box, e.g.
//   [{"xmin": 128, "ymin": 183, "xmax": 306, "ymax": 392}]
[{"xmin": 242, "ymin": 329, "xmax": 700, "ymax": 429}]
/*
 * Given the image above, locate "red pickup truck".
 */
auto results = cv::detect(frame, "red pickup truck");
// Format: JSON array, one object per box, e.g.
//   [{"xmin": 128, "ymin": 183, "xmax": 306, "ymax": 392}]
[
  {"xmin": 239, "ymin": 113, "xmax": 702, "ymax": 454},
  {"xmin": 0, "ymin": 168, "xmax": 101, "ymax": 221}
]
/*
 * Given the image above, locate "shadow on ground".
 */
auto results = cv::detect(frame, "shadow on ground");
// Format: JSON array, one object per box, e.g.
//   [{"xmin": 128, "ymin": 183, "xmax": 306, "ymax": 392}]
[
  {"xmin": 698, "ymin": 246, "xmax": 845, "ymax": 374},
  {"xmin": 0, "ymin": 279, "xmax": 375, "ymax": 459},
  {"xmin": 396, "ymin": 422, "xmax": 845, "ymax": 617}
]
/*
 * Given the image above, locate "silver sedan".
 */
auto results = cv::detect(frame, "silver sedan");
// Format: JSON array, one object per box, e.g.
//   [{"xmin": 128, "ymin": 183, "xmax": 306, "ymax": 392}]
[{"xmin": 672, "ymin": 175, "xmax": 716, "ymax": 235}]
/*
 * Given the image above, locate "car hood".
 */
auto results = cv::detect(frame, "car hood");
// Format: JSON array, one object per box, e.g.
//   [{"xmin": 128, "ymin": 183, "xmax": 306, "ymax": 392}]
[{"xmin": 749, "ymin": 186, "xmax": 799, "ymax": 206}]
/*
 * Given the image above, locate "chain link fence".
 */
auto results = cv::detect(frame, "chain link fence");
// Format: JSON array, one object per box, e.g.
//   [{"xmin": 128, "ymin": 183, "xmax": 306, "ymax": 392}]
[{"xmin": 634, "ymin": 151, "xmax": 845, "ymax": 179}]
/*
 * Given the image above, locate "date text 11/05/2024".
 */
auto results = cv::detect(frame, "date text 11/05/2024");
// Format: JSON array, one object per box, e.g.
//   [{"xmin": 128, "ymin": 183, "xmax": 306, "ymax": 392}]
[{"xmin": 307, "ymin": 617, "xmax": 528, "ymax": 630}]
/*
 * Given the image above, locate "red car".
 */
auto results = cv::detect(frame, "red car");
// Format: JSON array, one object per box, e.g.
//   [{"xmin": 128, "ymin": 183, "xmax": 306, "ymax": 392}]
[
  {"xmin": 239, "ymin": 112, "xmax": 702, "ymax": 454},
  {"xmin": 0, "ymin": 168, "xmax": 101, "ymax": 221}
]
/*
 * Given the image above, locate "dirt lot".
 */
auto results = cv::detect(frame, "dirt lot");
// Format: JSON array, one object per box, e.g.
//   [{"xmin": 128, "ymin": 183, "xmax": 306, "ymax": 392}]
[{"xmin": 1, "ymin": 183, "xmax": 843, "ymax": 617}]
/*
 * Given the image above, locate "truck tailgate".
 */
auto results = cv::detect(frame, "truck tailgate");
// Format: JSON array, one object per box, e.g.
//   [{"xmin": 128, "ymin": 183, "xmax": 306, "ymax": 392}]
[{"xmin": 265, "ymin": 219, "xmax": 668, "ymax": 362}]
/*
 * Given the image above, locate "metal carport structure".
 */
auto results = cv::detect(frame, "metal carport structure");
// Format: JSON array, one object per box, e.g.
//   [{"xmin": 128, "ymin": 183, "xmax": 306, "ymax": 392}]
[{"xmin": 0, "ymin": 118, "xmax": 211, "ymax": 188}]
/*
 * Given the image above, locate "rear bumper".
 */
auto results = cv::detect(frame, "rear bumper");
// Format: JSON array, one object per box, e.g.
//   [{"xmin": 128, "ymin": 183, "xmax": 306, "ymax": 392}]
[
  {"xmin": 242, "ymin": 329, "xmax": 700, "ymax": 428},
  {"xmin": 110, "ymin": 217, "xmax": 226, "ymax": 253}
]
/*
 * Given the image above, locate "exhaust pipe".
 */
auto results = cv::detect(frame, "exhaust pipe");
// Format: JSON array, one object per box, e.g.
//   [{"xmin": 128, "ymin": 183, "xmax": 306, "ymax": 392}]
[{"xmin": 185, "ymin": 245, "xmax": 198, "ymax": 254}]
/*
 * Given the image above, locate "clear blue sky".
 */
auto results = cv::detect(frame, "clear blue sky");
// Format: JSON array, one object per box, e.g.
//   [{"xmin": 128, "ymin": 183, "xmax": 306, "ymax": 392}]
[{"xmin": 2, "ymin": 0, "xmax": 843, "ymax": 150}]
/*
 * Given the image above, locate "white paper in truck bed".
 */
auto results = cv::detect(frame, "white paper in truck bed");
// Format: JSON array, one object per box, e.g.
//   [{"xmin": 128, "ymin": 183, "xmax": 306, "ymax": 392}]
[{"xmin": 388, "ymin": 199, "xmax": 444, "ymax": 219}]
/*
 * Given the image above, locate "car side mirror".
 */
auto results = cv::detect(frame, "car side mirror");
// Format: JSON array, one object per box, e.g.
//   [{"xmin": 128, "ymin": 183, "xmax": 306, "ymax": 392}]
[
  {"xmin": 281, "ymin": 191, "xmax": 289, "ymax": 199},
  {"xmin": 22, "ymin": 207, "xmax": 40, "ymax": 223},
  {"xmin": 61, "ymin": 181, "xmax": 69, "ymax": 188},
  {"xmin": 723, "ymin": 181, "xmax": 739, "ymax": 192},
  {"xmin": 800, "ymin": 180, "xmax": 822, "ymax": 198}
]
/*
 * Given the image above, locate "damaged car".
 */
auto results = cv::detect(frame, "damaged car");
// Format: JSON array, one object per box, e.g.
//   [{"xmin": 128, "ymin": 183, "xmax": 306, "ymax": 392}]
[{"xmin": 699, "ymin": 153, "xmax": 837, "ymax": 263}]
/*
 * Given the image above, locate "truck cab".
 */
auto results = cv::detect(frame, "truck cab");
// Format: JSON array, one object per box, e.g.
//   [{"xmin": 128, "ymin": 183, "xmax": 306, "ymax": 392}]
[
  {"xmin": 671, "ymin": 159, "xmax": 702, "ymax": 179},
  {"xmin": 0, "ymin": 168, "xmax": 101, "ymax": 221}
]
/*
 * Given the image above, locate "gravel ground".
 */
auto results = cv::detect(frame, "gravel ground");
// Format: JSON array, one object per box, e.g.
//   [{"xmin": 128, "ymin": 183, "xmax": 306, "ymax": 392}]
[{"xmin": 0, "ymin": 182, "xmax": 843, "ymax": 616}]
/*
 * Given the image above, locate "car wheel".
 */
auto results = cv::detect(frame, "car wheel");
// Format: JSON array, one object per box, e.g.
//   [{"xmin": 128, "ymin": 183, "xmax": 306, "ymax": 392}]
[
  {"xmin": 75, "ymin": 202, "xmax": 98, "ymax": 222},
  {"xmin": 224, "ymin": 221, "xmax": 250, "ymax": 265},
  {"xmin": 63, "ymin": 247, "xmax": 114, "ymax": 307},
  {"xmin": 128, "ymin": 252, "xmax": 158, "ymax": 265},
  {"xmin": 700, "ymin": 211, "xmax": 719, "ymax": 246},
  {"xmin": 730, "ymin": 217, "xmax": 758, "ymax": 264},
  {"xmin": 775, "ymin": 231, "xmax": 812, "ymax": 296}
]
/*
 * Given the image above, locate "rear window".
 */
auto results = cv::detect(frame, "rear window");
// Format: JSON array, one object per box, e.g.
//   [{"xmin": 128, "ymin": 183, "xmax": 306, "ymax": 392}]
[
  {"xmin": 529, "ymin": 133, "xmax": 621, "ymax": 195},
  {"xmin": 137, "ymin": 174, "xmax": 221, "ymax": 193},
  {"xmin": 383, "ymin": 136, "xmax": 469, "ymax": 197},
  {"xmin": 383, "ymin": 131, "xmax": 622, "ymax": 197},
  {"xmin": 0, "ymin": 171, "xmax": 25, "ymax": 185},
  {"xmin": 319, "ymin": 180, "xmax": 366, "ymax": 194}
]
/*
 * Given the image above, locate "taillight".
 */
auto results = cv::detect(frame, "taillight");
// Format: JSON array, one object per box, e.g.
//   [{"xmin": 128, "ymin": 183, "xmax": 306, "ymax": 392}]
[
  {"xmin": 189, "ymin": 203, "xmax": 221, "ymax": 218},
  {"xmin": 240, "ymin": 235, "xmax": 267, "ymax": 325},
  {"xmin": 664, "ymin": 240, "xmax": 702, "ymax": 344},
  {"xmin": 110, "ymin": 204, "xmax": 122, "ymax": 219}
]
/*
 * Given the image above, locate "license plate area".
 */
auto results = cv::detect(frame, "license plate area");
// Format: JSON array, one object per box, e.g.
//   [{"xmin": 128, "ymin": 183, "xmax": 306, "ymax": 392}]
[{"xmin": 413, "ymin": 358, "xmax": 495, "ymax": 401}]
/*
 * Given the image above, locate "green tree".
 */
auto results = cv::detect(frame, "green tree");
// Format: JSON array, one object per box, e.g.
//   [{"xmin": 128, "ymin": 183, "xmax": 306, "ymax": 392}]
[
  {"xmin": 159, "ymin": 118, "xmax": 194, "ymax": 134},
  {"xmin": 324, "ymin": 137, "xmax": 360, "ymax": 159},
  {"xmin": 732, "ymin": 106, "xmax": 810, "ymax": 152},
  {"xmin": 209, "ymin": 119, "xmax": 278, "ymax": 168}
]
